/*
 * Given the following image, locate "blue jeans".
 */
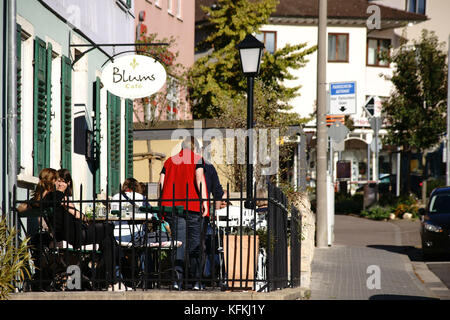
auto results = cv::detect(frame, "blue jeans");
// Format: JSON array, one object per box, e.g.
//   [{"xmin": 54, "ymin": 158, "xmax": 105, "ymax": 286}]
[{"xmin": 165, "ymin": 212, "xmax": 203, "ymax": 282}]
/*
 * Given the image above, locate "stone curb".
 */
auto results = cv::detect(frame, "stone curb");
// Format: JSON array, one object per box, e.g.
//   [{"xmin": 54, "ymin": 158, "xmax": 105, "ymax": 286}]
[
  {"xmin": 411, "ymin": 261, "xmax": 450, "ymax": 300},
  {"xmin": 8, "ymin": 287, "xmax": 310, "ymax": 301}
]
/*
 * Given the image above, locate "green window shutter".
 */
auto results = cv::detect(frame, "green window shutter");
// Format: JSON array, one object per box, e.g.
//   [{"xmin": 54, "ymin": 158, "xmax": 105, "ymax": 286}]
[
  {"xmin": 61, "ymin": 56, "xmax": 72, "ymax": 171},
  {"xmin": 125, "ymin": 99, "xmax": 133, "ymax": 178},
  {"xmin": 33, "ymin": 37, "xmax": 49, "ymax": 176},
  {"xmin": 16, "ymin": 24, "xmax": 22, "ymax": 169},
  {"xmin": 45, "ymin": 43, "xmax": 52, "ymax": 168},
  {"xmin": 107, "ymin": 92, "xmax": 112, "ymax": 194},
  {"xmin": 107, "ymin": 93, "xmax": 121, "ymax": 195},
  {"xmin": 113, "ymin": 95, "xmax": 121, "ymax": 192},
  {"xmin": 94, "ymin": 77, "xmax": 101, "ymax": 194}
]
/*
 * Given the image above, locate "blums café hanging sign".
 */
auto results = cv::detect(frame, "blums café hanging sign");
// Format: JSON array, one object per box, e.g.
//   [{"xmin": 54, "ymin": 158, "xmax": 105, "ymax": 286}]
[{"xmin": 101, "ymin": 54, "xmax": 166, "ymax": 99}]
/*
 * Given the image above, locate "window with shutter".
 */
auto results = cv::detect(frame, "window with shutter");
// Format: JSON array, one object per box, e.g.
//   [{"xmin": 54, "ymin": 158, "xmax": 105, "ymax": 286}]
[
  {"xmin": 45, "ymin": 43, "xmax": 52, "ymax": 165},
  {"xmin": 94, "ymin": 77, "xmax": 101, "ymax": 194},
  {"xmin": 17, "ymin": 24, "xmax": 22, "ymax": 169},
  {"xmin": 61, "ymin": 55, "xmax": 72, "ymax": 171},
  {"xmin": 33, "ymin": 37, "xmax": 50, "ymax": 176},
  {"xmin": 125, "ymin": 99, "xmax": 133, "ymax": 178},
  {"xmin": 107, "ymin": 92, "xmax": 121, "ymax": 195}
]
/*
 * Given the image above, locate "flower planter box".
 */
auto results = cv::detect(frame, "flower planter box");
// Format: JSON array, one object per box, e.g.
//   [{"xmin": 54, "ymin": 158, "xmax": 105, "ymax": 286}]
[{"xmin": 223, "ymin": 235, "xmax": 259, "ymax": 290}]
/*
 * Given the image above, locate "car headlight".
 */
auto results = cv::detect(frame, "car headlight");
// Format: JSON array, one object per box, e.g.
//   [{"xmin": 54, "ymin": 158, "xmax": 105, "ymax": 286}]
[{"xmin": 424, "ymin": 222, "xmax": 443, "ymax": 233}]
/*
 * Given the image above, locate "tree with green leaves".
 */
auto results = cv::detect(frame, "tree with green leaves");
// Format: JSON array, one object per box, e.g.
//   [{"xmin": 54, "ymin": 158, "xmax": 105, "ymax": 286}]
[
  {"xmin": 135, "ymin": 32, "xmax": 185, "ymax": 127},
  {"xmin": 189, "ymin": 0, "xmax": 317, "ymax": 119},
  {"xmin": 211, "ymin": 79, "xmax": 303, "ymax": 192},
  {"xmin": 381, "ymin": 30, "xmax": 448, "ymax": 193}
]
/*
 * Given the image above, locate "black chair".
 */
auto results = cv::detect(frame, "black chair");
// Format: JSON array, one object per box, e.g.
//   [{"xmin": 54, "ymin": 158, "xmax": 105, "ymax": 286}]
[{"xmin": 20, "ymin": 207, "xmax": 102, "ymax": 291}]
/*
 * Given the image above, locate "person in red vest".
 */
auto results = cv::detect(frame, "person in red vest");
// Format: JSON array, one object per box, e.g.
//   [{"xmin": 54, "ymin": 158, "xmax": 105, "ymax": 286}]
[{"xmin": 159, "ymin": 136, "xmax": 208, "ymax": 290}]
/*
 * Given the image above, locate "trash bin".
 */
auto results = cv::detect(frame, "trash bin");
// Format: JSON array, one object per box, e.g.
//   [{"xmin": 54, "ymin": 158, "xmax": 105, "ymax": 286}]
[{"xmin": 363, "ymin": 183, "xmax": 378, "ymax": 209}]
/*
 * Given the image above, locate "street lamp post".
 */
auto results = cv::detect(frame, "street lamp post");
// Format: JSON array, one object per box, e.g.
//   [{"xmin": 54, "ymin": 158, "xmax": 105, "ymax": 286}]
[{"xmin": 237, "ymin": 34, "xmax": 264, "ymax": 209}]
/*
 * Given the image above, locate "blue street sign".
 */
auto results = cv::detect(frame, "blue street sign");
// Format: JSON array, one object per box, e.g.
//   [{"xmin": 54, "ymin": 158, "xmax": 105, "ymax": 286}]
[
  {"xmin": 330, "ymin": 83, "xmax": 355, "ymax": 95},
  {"xmin": 329, "ymin": 81, "xmax": 357, "ymax": 115}
]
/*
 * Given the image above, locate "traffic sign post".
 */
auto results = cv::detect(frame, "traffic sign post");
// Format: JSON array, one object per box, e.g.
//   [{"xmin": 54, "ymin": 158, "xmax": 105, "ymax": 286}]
[
  {"xmin": 370, "ymin": 138, "xmax": 382, "ymax": 153},
  {"xmin": 328, "ymin": 122, "xmax": 349, "ymax": 184},
  {"xmin": 369, "ymin": 116, "xmax": 382, "ymax": 182},
  {"xmin": 369, "ymin": 116, "xmax": 382, "ymax": 132},
  {"xmin": 329, "ymin": 82, "xmax": 357, "ymax": 115}
]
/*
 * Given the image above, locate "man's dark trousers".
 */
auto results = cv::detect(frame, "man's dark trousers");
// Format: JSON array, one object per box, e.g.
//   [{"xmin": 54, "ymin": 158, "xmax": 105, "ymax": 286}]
[{"xmin": 165, "ymin": 211, "xmax": 203, "ymax": 284}]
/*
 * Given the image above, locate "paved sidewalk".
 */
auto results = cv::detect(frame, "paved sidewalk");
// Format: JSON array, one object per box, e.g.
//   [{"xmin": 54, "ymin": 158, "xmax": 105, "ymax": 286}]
[{"xmin": 310, "ymin": 215, "xmax": 439, "ymax": 300}]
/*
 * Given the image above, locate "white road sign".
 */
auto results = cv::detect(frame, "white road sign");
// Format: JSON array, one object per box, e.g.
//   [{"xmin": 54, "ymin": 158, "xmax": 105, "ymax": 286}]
[
  {"xmin": 328, "ymin": 122, "xmax": 349, "ymax": 143},
  {"xmin": 332, "ymin": 140, "xmax": 345, "ymax": 152},
  {"xmin": 329, "ymin": 82, "xmax": 357, "ymax": 115}
]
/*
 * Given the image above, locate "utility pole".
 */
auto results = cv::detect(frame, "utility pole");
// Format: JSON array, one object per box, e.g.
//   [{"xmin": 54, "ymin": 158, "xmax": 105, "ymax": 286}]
[
  {"xmin": 7, "ymin": 0, "xmax": 17, "ymax": 230},
  {"xmin": 447, "ymin": 34, "xmax": 450, "ymax": 186},
  {"xmin": 396, "ymin": 147, "xmax": 401, "ymax": 196},
  {"xmin": 375, "ymin": 117, "xmax": 379, "ymax": 183},
  {"xmin": 316, "ymin": 0, "xmax": 328, "ymax": 248}
]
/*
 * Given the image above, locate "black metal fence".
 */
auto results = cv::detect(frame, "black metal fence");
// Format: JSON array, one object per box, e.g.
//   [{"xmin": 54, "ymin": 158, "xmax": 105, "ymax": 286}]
[{"xmin": 11, "ymin": 181, "xmax": 301, "ymax": 293}]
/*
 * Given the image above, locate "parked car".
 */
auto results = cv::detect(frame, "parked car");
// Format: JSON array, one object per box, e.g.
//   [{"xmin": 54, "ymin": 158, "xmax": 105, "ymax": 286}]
[{"xmin": 419, "ymin": 187, "xmax": 450, "ymax": 259}]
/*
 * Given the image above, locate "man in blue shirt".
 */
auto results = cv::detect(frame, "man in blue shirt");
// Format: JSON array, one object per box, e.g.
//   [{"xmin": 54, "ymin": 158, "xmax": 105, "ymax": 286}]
[{"xmin": 201, "ymin": 159, "xmax": 228, "ymax": 288}]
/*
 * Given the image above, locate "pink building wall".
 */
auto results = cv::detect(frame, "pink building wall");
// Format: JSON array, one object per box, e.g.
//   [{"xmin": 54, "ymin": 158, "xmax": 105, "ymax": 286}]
[{"xmin": 133, "ymin": 0, "xmax": 195, "ymax": 122}]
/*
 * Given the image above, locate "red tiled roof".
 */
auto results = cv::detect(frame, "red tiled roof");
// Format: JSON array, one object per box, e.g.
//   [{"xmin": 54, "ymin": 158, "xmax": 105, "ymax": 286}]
[{"xmin": 196, "ymin": 0, "xmax": 427, "ymax": 23}]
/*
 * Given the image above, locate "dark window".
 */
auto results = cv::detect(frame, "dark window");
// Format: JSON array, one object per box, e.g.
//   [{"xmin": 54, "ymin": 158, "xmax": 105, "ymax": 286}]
[
  {"xmin": 367, "ymin": 38, "xmax": 391, "ymax": 67},
  {"xmin": 430, "ymin": 194, "xmax": 450, "ymax": 214},
  {"xmin": 417, "ymin": 0, "xmax": 426, "ymax": 14},
  {"xmin": 255, "ymin": 31, "xmax": 276, "ymax": 54},
  {"xmin": 328, "ymin": 33, "xmax": 349, "ymax": 62},
  {"xmin": 407, "ymin": 0, "xmax": 426, "ymax": 14}
]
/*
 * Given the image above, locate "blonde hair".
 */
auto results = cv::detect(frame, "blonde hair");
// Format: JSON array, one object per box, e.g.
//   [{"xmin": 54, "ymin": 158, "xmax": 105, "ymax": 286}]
[
  {"xmin": 181, "ymin": 136, "xmax": 200, "ymax": 153},
  {"xmin": 32, "ymin": 168, "xmax": 57, "ymax": 202}
]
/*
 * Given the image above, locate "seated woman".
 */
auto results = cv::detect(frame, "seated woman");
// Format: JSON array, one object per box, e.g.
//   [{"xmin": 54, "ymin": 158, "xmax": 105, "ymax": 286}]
[
  {"xmin": 111, "ymin": 178, "xmax": 145, "ymax": 245},
  {"xmin": 32, "ymin": 168, "xmax": 128, "ymax": 291},
  {"xmin": 20, "ymin": 168, "xmax": 57, "ymax": 233}
]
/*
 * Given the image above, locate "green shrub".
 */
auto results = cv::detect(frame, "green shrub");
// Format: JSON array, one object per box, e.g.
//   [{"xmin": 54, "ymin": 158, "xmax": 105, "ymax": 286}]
[
  {"xmin": 335, "ymin": 193, "xmax": 363, "ymax": 214},
  {"xmin": 377, "ymin": 193, "xmax": 420, "ymax": 219},
  {"xmin": 0, "ymin": 216, "xmax": 31, "ymax": 300},
  {"xmin": 360, "ymin": 206, "xmax": 392, "ymax": 220}
]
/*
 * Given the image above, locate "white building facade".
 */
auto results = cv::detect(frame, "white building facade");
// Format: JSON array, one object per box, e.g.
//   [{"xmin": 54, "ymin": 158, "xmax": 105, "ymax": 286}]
[
  {"xmin": 254, "ymin": 0, "xmax": 427, "ymax": 190},
  {"xmin": 15, "ymin": 0, "xmax": 135, "ymax": 205}
]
